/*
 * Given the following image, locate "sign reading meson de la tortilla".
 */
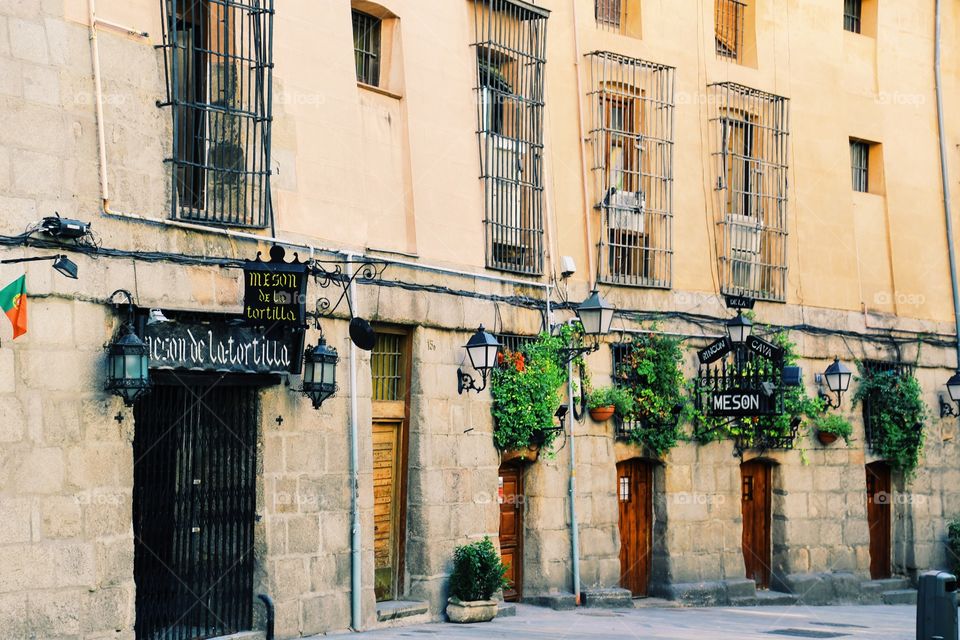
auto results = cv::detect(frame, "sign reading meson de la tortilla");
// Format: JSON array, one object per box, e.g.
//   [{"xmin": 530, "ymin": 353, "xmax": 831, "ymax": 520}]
[
  {"xmin": 144, "ymin": 320, "xmax": 298, "ymax": 375},
  {"xmin": 243, "ymin": 245, "xmax": 308, "ymax": 326}
]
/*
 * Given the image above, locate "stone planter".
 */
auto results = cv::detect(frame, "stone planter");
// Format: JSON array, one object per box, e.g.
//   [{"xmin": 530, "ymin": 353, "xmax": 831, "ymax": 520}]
[
  {"xmin": 589, "ymin": 406, "xmax": 616, "ymax": 422},
  {"xmin": 446, "ymin": 597, "xmax": 498, "ymax": 623},
  {"xmin": 817, "ymin": 430, "xmax": 839, "ymax": 445},
  {"xmin": 500, "ymin": 445, "xmax": 540, "ymax": 463}
]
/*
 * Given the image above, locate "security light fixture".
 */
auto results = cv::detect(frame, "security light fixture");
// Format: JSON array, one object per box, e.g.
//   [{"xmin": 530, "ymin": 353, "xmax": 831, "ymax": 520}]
[
  {"xmin": 819, "ymin": 357, "xmax": 852, "ymax": 409},
  {"xmin": 301, "ymin": 336, "xmax": 339, "ymax": 409},
  {"xmin": 104, "ymin": 289, "xmax": 150, "ymax": 406},
  {"xmin": 0, "ymin": 254, "xmax": 78, "ymax": 279},
  {"xmin": 725, "ymin": 310, "xmax": 752, "ymax": 345},
  {"xmin": 457, "ymin": 325, "xmax": 501, "ymax": 394}
]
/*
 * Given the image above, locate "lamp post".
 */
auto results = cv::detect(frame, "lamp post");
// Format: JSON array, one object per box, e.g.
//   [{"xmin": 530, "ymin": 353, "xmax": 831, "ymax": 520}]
[
  {"xmin": 104, "ymin": 289, "xmax": 150, "ymax": 406},
  {"xmin": 940, "ymin": 370, "xmax": 960, "ymax": 418},
  {"xmin": 301, "ymin": 336, "xmax": 339, "ymax": 409},
  {"xmin": 457, "ymin": 325, "xmax": 501, "ymax": 394},
  {"xmin": 819, "ymin": 357, "xmax": 852, "ymax": 409}
]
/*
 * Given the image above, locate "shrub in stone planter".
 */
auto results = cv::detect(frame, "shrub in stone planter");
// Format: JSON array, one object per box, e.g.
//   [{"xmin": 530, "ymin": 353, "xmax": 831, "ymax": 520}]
[{"xmin": 446, "ymin": 536, "xmax": 509, "ymax": 623}]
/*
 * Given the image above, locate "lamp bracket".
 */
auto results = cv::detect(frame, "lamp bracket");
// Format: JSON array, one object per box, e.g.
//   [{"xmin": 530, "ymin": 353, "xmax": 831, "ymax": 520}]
[
  {"xmin": 305, "ymin": 259, "xmax": 387, "ymax": 323},
  {"xmin": 818, "ymin": 387, "xmax": 841, "ymax": 410},
  {"xmin": 940, "ymin": 395, "xmax": 959, "ymax": 419},
  {"xmin": 457, "ymin": 368, "xmax": 488, "ymax": 395},
  {"xmin": 108, "ymin": 289, "xmax": 137, "ymax": 328}
]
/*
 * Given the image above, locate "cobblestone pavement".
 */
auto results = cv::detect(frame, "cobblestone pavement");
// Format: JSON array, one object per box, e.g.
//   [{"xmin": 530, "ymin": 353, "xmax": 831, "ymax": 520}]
[{"xmin": 317, "ymin": 603, "xmax": 914, "ymax": 639}]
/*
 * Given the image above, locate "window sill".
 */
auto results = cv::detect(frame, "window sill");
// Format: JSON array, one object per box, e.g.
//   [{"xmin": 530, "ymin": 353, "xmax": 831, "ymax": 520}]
[{"xmin": 357, "ymin": 82, "xmax": 403, "ymax": 101}]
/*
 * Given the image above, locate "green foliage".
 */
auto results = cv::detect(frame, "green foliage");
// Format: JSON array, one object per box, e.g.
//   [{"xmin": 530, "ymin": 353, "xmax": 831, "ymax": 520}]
[
  {"xmin": 948, "ymin": 517, "xmax": 960, "ymax": 576},
  {"xmin": 851, "ymin": 363, "xmax": 927, "ymax": 477},
  {"xmin": 615, "ymin": 330, "xmax": 690, "ymax": 456},
  {"xmin": 448, "ymin": 536, "xmax": 509, "ymax": 602},
  {"xmin": 587, "ymin": 386, "xmax": 635, "ymax": 415},
  {"xmin": 691, "ymin": 331, "xmax": 824, "ymax": 451},
  {"xmin": 814, "ymin": 413, "xmax": 854, "ymax": 444},
  {"xmin": 490, "ymin": 326, "xmax": 572, "ymax": 453}
]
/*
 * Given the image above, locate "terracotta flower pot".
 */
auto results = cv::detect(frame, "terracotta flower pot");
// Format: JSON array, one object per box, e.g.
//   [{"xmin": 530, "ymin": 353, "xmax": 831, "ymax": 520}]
[
  {"xmin": 589, "ymin": 406, "xmax": 616, "ymax": 422},
  {"xmin": 500, "ymin": 445, "xmax": 540, "ymax": 463},
  {"xmin": 817, "ymin": 430, "xmax": 839, "ymax": 445},
  {"xmin": 446, "ymin": 597, "xmax": 498, "ymax": 623}
]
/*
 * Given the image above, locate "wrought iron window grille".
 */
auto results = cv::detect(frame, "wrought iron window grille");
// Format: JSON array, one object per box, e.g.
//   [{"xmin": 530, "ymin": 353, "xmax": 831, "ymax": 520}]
[
  {"xmin": 715, "ymin": 0, "xmax": 745, "ymax": 62},
  {"xmin": 844, "ymin": 0, "xmax": 862, "ymax": 33},
  {"xmin": 587, "ymin": 52, "xmax": 675, "ymax": 289},
  {"xmin": 472, "ymin": 0, "xmax": 549, "ymax": 276},
  {"xmin": 708, "ymin": 82, "xmax": 790, "ymax": 302},
  {"xmin": 850, "ymin": 139, "xmax": 869, "ymax": 193},
  {"xmin": 595, "ymin": 0, "xmax": 623, "ymax": 31},
  {"xmin": 861, "ymin": 360, "xmax": 919, "ymax": 451},
  {"xmin": 352, "ymin": 10, "xmax": 381, "ymax": 86},
  {"xmin": 611, "ymin": 343, "xmax": 682, "ymax": 440},
  {"xmin": 159, "ymin": 0, "xmax": 276, "ymax": 228}
]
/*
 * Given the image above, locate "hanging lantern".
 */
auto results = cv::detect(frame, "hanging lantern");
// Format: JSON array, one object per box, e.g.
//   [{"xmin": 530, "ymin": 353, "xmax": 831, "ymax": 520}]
[
  {"xmin": 302, "ymin": 336, "xmax": 339, "ymax": 408},
  {"xmin": 576, "ymin": 290, "xmax": 615, "ymax": 336},
  {"xmin": 104, "ymin": 290, "xmax": 150, "ymax": 406},
  {"xmin": 726, "ymin": 311, "xmax": 753, "ymax": 345}
]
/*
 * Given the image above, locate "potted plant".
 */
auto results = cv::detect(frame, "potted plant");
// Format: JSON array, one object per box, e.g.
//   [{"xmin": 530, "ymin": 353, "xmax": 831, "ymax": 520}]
[
  {"xmin": 814, "ymin": 414, "xmax": 853, "ymax": 445},
  {"xmin": 588, "ymin": 386, "xmax": 634, "ymax": 422},
  {"xmin": 446, "ymin": 536, "xmax": 509, "ymax": 623}
]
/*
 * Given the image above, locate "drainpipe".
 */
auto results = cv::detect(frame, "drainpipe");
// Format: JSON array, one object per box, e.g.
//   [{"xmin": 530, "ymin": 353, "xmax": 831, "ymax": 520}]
[
  {"xmin": 346, "ymin": 253, "xmax": 363, "ymax": 631},
  {"xmin": 935, "ymin": 0, "xmax": 960, "ymax": 367},
  {"xmin": 571, "ymin": 0, "xmax": 597, "ymax": 287},
  {"xmin": 566, "ymin": 322, "xmax": 581, "ymax": 605},
  {"xmin": 88, "ymin": 0, "xmax": 110, "ymax": 210}
]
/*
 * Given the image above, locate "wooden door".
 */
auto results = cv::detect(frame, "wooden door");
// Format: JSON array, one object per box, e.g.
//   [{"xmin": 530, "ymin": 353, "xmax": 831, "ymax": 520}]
[
  {"xmin": 498, "ymin": 465, "xmax": 524, "ymax": 602},
  {"xmin": 741, "ymin": 460, "xmax": 771, "ymax": 589},
  {"xmin": 617, "ymin": 459, "xmax": 653, "ymax": 596},
  {"xmin": 866, "ymin": 462, "xmax": 892, "ymax": 579},
  {"xmin": 371, "ymin": 330, "xmax": 411, "ymax": 602}
]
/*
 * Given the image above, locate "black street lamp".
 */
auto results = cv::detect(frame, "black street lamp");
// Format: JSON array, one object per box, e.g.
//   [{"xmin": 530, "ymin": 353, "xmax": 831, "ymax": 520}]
[
  {"xmin": 458, "ymin": 325, "xmax": 501, "ymax": 394},
  {"xmin": 819, "ymin": 357, "xmax": 852, "ymax": 409},
  {"xmin": 726, "ymin": 310, "xmax": 752, "ymax": 345},
  {"xmin": 576, "ymin": 290, "xmax": 615, "ymax": 337},
  {"xmin": 104, "ymin": 289, "xmax": 150, "ymax": 406},
  {"xmin": 940, "ymin": 370, "xmax": 960, "ymax": 418},
  {"xmin": 301, "ymin": 336, "xmax": 339, "ymax": 409}
]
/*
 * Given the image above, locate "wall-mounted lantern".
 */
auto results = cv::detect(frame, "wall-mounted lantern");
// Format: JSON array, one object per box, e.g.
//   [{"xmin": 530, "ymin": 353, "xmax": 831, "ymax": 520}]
[
  {"xmin": 725, "ymin": 310, "xmax": 753, "ymax": 345},
  {"xmin": 940, "ymin": 370, "xmax": 960, "ymax": 418},
  {"xmin": 457, "ymin": 325, "xmax": 501, "ymax": 394},
  {"xmin": 819, "ymin": 357, "xmax": 853, "ymax": 409},
  {"xmin": 301, "ymin": 336, "xmax": 339, "ymax": 409},
  {"xmin": 576, "ymin": 290, "xmax": 615, "ymax": 338},
  {"xmin": 104, "ymin": 289, "xmax": 150, "ymax": 406}
]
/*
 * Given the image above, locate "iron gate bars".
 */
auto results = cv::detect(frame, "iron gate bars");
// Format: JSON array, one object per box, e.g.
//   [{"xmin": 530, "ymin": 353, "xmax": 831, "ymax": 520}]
[
  {"xmin": 133, "ymin": 380, "xmax": 259, "ymax": 640},
  {"xmin": 159, "ymin": 0, "xmax": 275, "ymax": 228},
  {"xmin": 708, "ymin": 82, "xmax": 790, "ymax": 302},
  {"xmin": 587, "ymin": 51, "xmax": 675, "ymax": 288},
  {"xmin": 472, "ymin": 0, "xmax": 549, "ymax": 276}
]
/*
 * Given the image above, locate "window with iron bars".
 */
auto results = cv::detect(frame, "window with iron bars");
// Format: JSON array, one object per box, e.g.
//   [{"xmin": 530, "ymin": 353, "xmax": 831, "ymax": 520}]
[
  {"xmin": 353, "ymin": 10, "xmax": 381, "ymax": 86},
  {"xmin": 611, "ymin": 343, "xmax": 640, "ymax": 439},
  {"xmin": 708, "ymin": 82, "xmax": 789, "ymax": 302},
  {"xmin": 472, "ymin": 0, "xmax": 548, "ymax": 276},
  {"xmin": 860, "ymin": 361, "xmax": 914, "ymax": 450},
  {"xmin": 159, "ymin": 0, "xmax": 275, "ymax": 228},
  {"xmin": 844, "ymin": 0, "xmax": 862, "ymax": 33},
  {"xmin": 495, "ymin": 333, "xmax": 538, "ymax": 369},
  {"xmin": 850, "ymin": 139, "xmax": 869, "ymax": 193},
  {"xmin": 715, "ymin": 0, "xmax": 745, "ymax": 62},
  {"xmin": 595, "ymin": 0, "xmax": 623, "ymax": 30},
  {"xmin": 587, "ymin": 52, "xmax": 675, "ymax": 288}
]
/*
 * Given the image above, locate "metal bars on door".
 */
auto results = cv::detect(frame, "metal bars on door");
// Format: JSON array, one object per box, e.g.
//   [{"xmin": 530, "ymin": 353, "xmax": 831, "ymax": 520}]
[
  {"xmin": 587, "ymin": 51, "xmax": 675, "ymax": 288},
  {"xmin": 708, "ymin": 82, "xmax": 790, "ymax": 302}
]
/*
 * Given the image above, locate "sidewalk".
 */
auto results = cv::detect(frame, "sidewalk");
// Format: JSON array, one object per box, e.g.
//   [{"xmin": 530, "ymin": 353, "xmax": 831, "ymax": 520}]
[{"xmin": 316, "ymin": 603, "xmax": 914, "ymax": 639}]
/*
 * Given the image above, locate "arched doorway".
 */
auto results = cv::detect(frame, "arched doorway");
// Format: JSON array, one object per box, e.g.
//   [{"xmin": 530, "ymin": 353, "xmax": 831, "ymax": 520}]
[
  {"xmin": 866, "ymin": 461, "xmax": 892, "ymax": 579},
  {"xmin": 616, "ymin": 459, "xmax": 654, "ymax": 596},
  {"xmin": 740, "ymin": 459, "xmax": 772, "ymax": 589},
  {"xmin": 498, "ymin": 462, "xmax": 525, "ymax": 601}
]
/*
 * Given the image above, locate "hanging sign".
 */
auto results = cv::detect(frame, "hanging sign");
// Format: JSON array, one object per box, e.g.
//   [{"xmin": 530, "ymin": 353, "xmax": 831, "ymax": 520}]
[
  {"xmin": 747, "ymin": 335, "xmax": 784, "ymax": 362},
  {"xmin": 697, "ymin": 338, "xmax": 731, "ymax": 365},
  {"xmin": 708, "ymin": 389, "xmax": 778, "ymax": 417},
  {"xmin": 724, "ymin": 295, "xmax": 755, "ymax": 310},
  {"xmin": 243, "ymin": 245, "xmax": 309, "ymax": 327},
  {"xmin": 144, "ymin": 318, "xmax": 302, "ymax": 375}
]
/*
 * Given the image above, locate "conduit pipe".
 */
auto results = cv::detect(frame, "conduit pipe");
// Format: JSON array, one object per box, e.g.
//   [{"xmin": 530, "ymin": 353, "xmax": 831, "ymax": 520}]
[
  {"xmin": 346, "ymin": 253, "xmax": 363, "ymax": 631},
  {"xmin": 571, "ymin": 0, "xmax": 597, "ymax": 288},
  {"xmin": 935, "ymin": 0, "xmax": 960, "ymax": 367}
]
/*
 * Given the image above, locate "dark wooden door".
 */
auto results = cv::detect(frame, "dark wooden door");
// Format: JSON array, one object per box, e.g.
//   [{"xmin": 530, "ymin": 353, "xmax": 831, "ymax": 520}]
[
  {"xmin": 866, "ymin": 462, "xmax": 892, "ymax": 579},
  {"xmin": 617, "ymin": 459, "xmax": 653, "ymax": 596},
  {"xmin": 498, "ymin": 465, "xmax": 524, "ymax": 601},
  {"xmin": 741, "ymin": 460, "xmax": 771, "ymax": 589}
]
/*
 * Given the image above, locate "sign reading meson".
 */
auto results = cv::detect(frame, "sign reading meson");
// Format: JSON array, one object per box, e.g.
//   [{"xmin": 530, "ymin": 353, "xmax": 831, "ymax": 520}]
[
  {"xmin": 144, "ymin": 321, "xmax": 296, "ymax": 374},
  {"xmin": 243, "ymin": 245, "xmax": 308, "ymax": 326},
  {"xmin": 708, "ymin": 389, "xmax": 777, "ymax": 416}
]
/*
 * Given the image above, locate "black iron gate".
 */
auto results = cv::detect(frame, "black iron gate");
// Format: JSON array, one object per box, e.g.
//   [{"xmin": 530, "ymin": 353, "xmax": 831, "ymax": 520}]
[{"xmin": 133, "ymin": 377, "xmax": 259, "ymax": 640}]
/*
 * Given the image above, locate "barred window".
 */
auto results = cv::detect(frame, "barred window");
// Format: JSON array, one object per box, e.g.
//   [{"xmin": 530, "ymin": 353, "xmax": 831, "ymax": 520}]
[
  {"xmin": 371, "ymin": 332, "xmax": 406, "ymax": 401},
  {"xmin": 496, "ymin": 333, "xmax": 537, "ymax": 357},
  {"xmin": 588, "ymin": 52, "xmax": 675, "ymax": 288},
  {"xmin": 709, "ymin": 82, "xmax": 790, "ymax": 302},
  {"xmin": 611, "ymin": 343, "xmax": 640, "ymax": 439},
  {"xmin": 472, "ymin": 0, "xmax": 549, "ymax": 276},
  {"xmin": 844, "ymin": 0, "xmax": 862, "ymax": 33},
  {"xmin": 353, "ymin": 10, "xmax": 381, "ymax": 86},
  {"xmin": 715, "ymin": 0, "xmax": 745, "ymax": 62},
  {"xmin": 861, "ymin": 361, "xmax": 913, "ymax": 450},
  {"xmin": 160, "ymin": 0, "xmax": 275, "ymax": 228},
  {"xmin": 850, "ymin": 139, "xmax": 869, "ymax": 193},
  {"xmin": 596, "ymin": 0, "xmax": 622, "ymax": 29}
]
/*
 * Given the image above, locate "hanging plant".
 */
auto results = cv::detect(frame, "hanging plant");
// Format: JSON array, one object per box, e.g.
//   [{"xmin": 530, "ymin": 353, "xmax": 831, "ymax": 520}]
[
  {"xmin": 614, "ymin": 329, "xmax": 690, "ymax": 456},
  {"xmin": 692, "ymin": 331, "xmax": 823, "ymax": 455},
  {"xmin": 851, "ymin": 362, "xmax": 927, "ymax": 477},
  {"xmin": 490, "ymin": 325, "xmax": 574, "ymax": 455},
  {"xmin": 813, "ymin": 413, "xmax": 854, "ymax": 445},
  {"xmin": 587, "ymin": 386, "xmax": 634, "ymax": 422}
]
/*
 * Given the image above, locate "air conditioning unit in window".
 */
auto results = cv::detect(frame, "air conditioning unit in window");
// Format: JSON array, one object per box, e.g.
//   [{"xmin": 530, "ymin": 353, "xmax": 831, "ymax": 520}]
[
  {"xmin": 725, "ymin": 213, "xmax": 762, "ymax": 255},
  {"xmin": 604, "ymin": 188, "xmax": 646, "ymax": 234}
]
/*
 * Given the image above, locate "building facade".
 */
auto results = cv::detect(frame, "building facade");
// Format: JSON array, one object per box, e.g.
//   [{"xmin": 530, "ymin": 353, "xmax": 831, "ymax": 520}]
[{"xmin": 0, "ymin": 0, "xmax": 959, "ymax": 638}]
